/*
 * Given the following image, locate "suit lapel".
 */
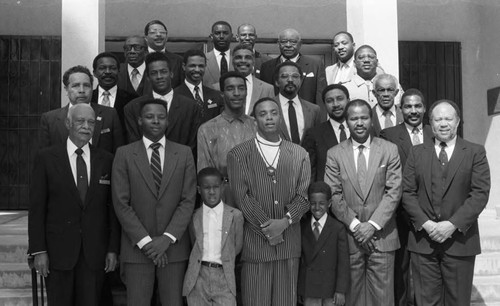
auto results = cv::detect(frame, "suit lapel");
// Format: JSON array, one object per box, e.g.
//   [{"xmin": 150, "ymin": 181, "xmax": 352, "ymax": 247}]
[
  {"xmin": 321, "ymin": 122, "xmax": 338, "ymax": 148},
  {"xmin": 276, "ymin": 96, "xmax": 291, "ymax": 141},
  {"xmin": 221, "ymin": 205, "xmax": 233, "ymax": 248},
  {"xmin": 158, "ymin": 141, "xmax": 178, "ymax": 198},
  {"xmin": 300, "ymin": 98, "xmax": 313, "ymax": 132},
  {"xmin": 167, "ymin": 94, "xmax": 181, "ymax": 135},
  {"xmin": 193, "ymin": 209, "xmax": 204, "ymax": 250},
  {"xmin": 395, "ymin": 107, "xmax": 404, "ymax": 125},
  {"xmin": 422, "ymin": 142, "xmax": 434, "ymax": 203},
  {"xmin": 53, "ymin": 146, "xmax": 84, "ymax": 209},
  {"xmin": 85, "ymin": 147, "xmax": 100, "ymax": 209},
  {"xmin": 443, "ymin": 138, "xmax": 466, "ymax": 192},
  {"xmin": 364, "ymin": 138, "xmax": 382, "ymax": 198},
  {"xmin": 207, "ymin": 51, "xmax": 219, "ymax": 82},
  {"xmin": 311, "ymin": 217, "xmax": 334, "ymax": 259},
  {"xmin": 56, "ymin": 106, "xmax": 69, "ymax": 142},
  {"xmin": 397, "ymin": 124, "xmax": 412, "ymax": 162},
  {"xmin": 341, "ymin": 140, "xmax": 364, "ymax": 198},
  {"xmin": 91, "ymin": 103, "xmax": 102, "ymax": 146},
  {"xmin": 133, "ymin": 142, "xmax": 158, "ymax": 196}
]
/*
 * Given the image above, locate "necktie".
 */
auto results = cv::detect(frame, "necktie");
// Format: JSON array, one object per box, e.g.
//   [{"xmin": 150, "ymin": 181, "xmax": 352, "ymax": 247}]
[
  {"xmin": 357, "ymin": 145, "xmax": 367, "ymax": 193},
  {"xmin": 313, "ymin": 221, "xmax": 321, "ymax": 240},
  {"xmin": 383, "ymin": 110, "xmax": 393, "ymax": 128},
  {"xmin": 194, "ymin": 85, "xmax": 205, "ymax": 117},
  {"xmin": 102, "ymin": 91, "xmax": 111, "ymax": 107},
  {"xmin": 288, "ymin": 101, "xmax": 300, "ymax": 144},
  {"xmin": 439, "ymin": 142, "xmax": 448, "ymax": 166},
  {"xmin": 150, "ymin": 143, "xmax": 162, "ymax": 193},
  {"xmin": 339, "ymin": 123, "xmax": 347, "ymax": 142},
  {"xmin": 412, "ymin": 127, "xmax": 421, "ymax": 145},
  {"xmin": 131, "ymin": 68, "xmax": 140, "ymax": 91},
  {"xmin": 75, "ymin": 148, "xmax": 88, "ymax": 205},
  {"xmin": 220, "ymin": 52, "xmax": 228, "ymax": 75}
]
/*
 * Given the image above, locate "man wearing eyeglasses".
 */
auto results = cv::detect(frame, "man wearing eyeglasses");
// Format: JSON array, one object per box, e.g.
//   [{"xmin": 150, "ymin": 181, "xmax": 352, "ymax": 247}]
[
  {"xmin": 118, "ymin": 35, "xmax": 152, "ymax": 97},
  {"xmin": 260, "ymin": 28, "xmax": 327, "ymax": 113},
  {"xmin": 144, "ymin": 20, "xmax": 184, "ymax": 88},
  {"xmin": 371, "ymin": 74, "xmax": 404, "ymax": 137}
]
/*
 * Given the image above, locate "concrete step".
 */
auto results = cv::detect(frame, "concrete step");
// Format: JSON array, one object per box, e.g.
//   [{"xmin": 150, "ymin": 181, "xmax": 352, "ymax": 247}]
[
  {"xmin": 475, "ymin": 251, "xmax": 500, "ymax": 276},
  {"xmin": 0, "ymin": 242, "xmax": 28, "ymax": 265},
  {"xmin": 471, "ymin": 275, "xmax": 500, "ymax": 303},
  {"xmin": 0, "ymin": 263, "xmax": 33, "ymax": 289},
  {"xmin": 0, "ymin": 288, "xmax": 39, "ymax": 306}
]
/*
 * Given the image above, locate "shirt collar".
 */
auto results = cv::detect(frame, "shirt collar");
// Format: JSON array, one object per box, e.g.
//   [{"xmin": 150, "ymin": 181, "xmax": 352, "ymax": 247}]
[
  {"xmin": 153, "ymin": 89, "xmax": 174, "ymax": 102},
  {"xmin": 99, "ymin": 85, "xmax": 117, "ymax": 98},
  {"xmin": 404, "ymin": 122, "xmax": 423, "ymax": 134},
  {"xmin": 184, "ymin": 79, "xmax": 202, "ymax": 93},
  {"xmin": 281, "ymin": 54, "xmax": 300, "ymax": 63},
  {"xmin": 434, "ymin": 135, "xmax": 457, "ymax": 147},
  {"xmin": 376, "ymin": 104, "xmax": 396, "ymax": 116},
  {"xmin": 203, "ymin": 201, "xmax": 224, "ymax": 216},
  {"xmin": 245, "ymin": 75, "xmax": 253, "ymax": 86},
  {"xmin": 128, "ymin": 62, "xmax": 145, "ymax": 76},
  {"xmin": 214, "ymin": 48, "xmax": 230, "ymax": 57},
  {"xmin": 311, "ymin": 213, "xmax": 327, "ymax": 228},
  {"xmin": 67, "ymin": 138, "xmax": 90, "ymax": 157},
  {"xmin": 148, "ymin": 46, "xmax": 166, "ymax": 53},
  {"xmin": 143, "ymin": 135, "xmax": 166, "ymax": 150},
  {"xmin": 278, "ymin": 94, "xmax": 300, "ymax": 107},
  {"xmin": 338, "ymin": 56, "xmax": 354, "ymax": 68},
  {"xmin": 352, "ymin": 136, "xmax": 371, "ymax": 149},
  {"xmin": 329, "ymin": 118, "xmax": 345, "ymax": 130}
]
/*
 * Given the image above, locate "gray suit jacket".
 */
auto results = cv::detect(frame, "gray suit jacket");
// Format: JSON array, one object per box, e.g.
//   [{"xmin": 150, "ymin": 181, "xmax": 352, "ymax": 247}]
[
  {"xmin": 247, "ymin": 77, "xmax": 275, "ymax": 115},
  {"xmin": 203, "ymin": 50, "xmax": 234, "ymax": 89},
  {"xmin": 276, "ymin": 96, "xmax": 322, "ymax": 144},
  {"xmin": 324, "ymin": 137, "xmax": 402, "ymax": 253},
  {"xmin": 182, "ymin": 204, "xmax": 244, "ymax": 296},
  {"xmin": 112, "ymin": 139, "xmax": 196, "ymax": 264}
]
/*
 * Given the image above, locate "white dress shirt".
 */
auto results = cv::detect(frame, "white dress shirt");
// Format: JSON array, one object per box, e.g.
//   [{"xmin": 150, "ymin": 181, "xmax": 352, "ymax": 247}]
[
  {"xmin": 334, "ymin": 57, "xmax": 355, "ymax": 84},
  {"xmin": 405, "ymin": 123, "xmax": 424, "ymax": 145},
  {"xmin": 244, "ymin": 76, "xmax": 254, "ymax": 115},
  {"xmin": 280, "ymin": 54, "xmax": 300, "ymax": 63},
  {"xmin": 311, "ymin": 213, "xmax": 327, "ymax": 235},
  {"xmin": 375, "ymin": 104, "xmax": 398, "ymax": 129},
  {"xmin": 67, "ymin": 139, "xmax": 91, "ymax": 186},
  {"xmin": 148, "ymin": 46, "xmax": 166, "ymax": 53},
  {"xmin": 214, "ymin": 49, "xmax": 230, "ymax": 71},
  {"xmin": 128, "ymin": 62, "xmax": 145, "ymax": 85},
  {"xmin": 152, "ymin": 89, "xmax": 174, "ymax": 112},
  {"xmin": 434, "ymin": 136, "xmax": 456, "ymax": 160},
  {"xmin": 97, "ymin": 86, "xmax": 117, "ymax": 108},
  {"xmin": 184, "ymin": 79, "xmax": 204, "ymax": 101},
  {"xmin": 279, "ymin": 94, "xmax": 305, "ymax": 140},
  {"xmin": 329, "ymin": 118, "xmax": 350, "ymax": 142},
  {"xmin": 202, "ymin": 202, "xmax": 224, "ymax": 264}
]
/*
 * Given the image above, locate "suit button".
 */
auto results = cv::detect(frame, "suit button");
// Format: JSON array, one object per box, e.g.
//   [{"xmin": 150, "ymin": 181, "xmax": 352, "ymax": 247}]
[{"xmin": 274, "ymin": 201, "xmax": 278, "ymax": 205}]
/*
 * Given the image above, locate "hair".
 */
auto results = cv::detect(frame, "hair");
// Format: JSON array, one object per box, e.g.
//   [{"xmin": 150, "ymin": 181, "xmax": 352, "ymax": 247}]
[
  {"xmin": 322, "ymin": 84, "xmax": 350, "ymax": 102},
  {"xmin": 232, "ymin": 44, "xmax": 254, "ymax": 56},
  {"xmin": 182, "ymin": 49, "xmax": 206, "ymax": 64},
  {"xmin": 252, "ymin": 97, "xmax": 280, "ymax": 117},
  {"xmin": 273, "ymin": 61, "xmax": 303, "ymax": 82},
  {"xmin": 211, "ymin": 20, "xmax": 232, "ymax": 33},
  {"xmin": 278, "ymin": 28, "xmax": 301, "ymax": 41},
  {"xmin": 237, "ymin": 23, "xmax": 256, "ymax": 34},
  {"xmin": 67, "ymin": 103, "xmax": 94, "ymax": 122},
  {"xmin": 92, "ymin": 52, "xmax": 120, "ymax": 70},
  {"xmin": 144, "ymin": 20, "xmax": 167, "ymax": 36},
  {"xmin": 63, "ymin": 65, "xmax": 93, "ymax": 87},
  {"xmin": 401, "ymin": 88, "xmax": 425, "ymax": 106},
  {"xmin": 124, "ymin": 35, "xmax": 147, "ymax": 47},
  {"xmin": 139, "ymin": 98, "xmax": 168, "ymax": 116},
  {"xmin": 145, "ymin": 52, "xmax": 171, "ymax": 75},
  {"xmin": 197, "ymin": 167, "xmax": 224, "ymax": 185},
  {"xmin": 373, "ymin": 73, "xmax": 398, "ymax": 89},
  {"xmin": 354, "ymin": 44, "xmax": 377, "ymax": 58},
  {"xmin": 219, "ymin": 71, "xmax": 247, "ymax": 92},
  {"xmin": 345, "ymin": 99, "xmax": 373, "ymax": 118},
  {"xmin": 333, "ymin": 31, "xmax": 354, "ymax": 43},
  {"xmin": 308, "ymin": 181, "xmax": 332, "ymax": 200},
  {"xmin": 428, "ymin": 99, "xmax": 461, "ymax": 120}
]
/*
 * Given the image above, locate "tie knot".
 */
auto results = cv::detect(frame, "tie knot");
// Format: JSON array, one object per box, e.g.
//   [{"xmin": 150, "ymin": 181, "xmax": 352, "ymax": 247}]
[
  {"xmin": 131, "ymin": 68, "xmax": 139, "ymax": 75},
  {"xmin": 75, "ymin": 148, "xmax": 84, "ymax": 156},
  {"xmin": 194, "ymin": 85, "xmax": 200, "ymax": 92},
  {"xmin": 339, "ymin": 123, "xmax": 345, "ymax": 130},
  {"xmin": 220, "ymin": 52, "xmax": 226, "ymax": 56},
  {"xmin": 103, "ymin": 91, "xmax": 110, "ymax": 97},
  {"xmin": 358, "ymin": 144, "xmax": 365, "ymax": 151},
  {"xmin": 314, "ymin": 221, "xmax": 320, "ymax": 228},
  {"xmin": 440, "ymin": 142, "xmax": 447, "ymax": 149},
  {"xmin": 383, "ymin": 110, "xmax": 392, "ymax": 117},
  {"xmin": 288, "ymin": 100, "xmax": 294, "ymax": 106},
  {"xmin": 412, "ymin": 127, "xmax": 419, "ymax": 134},
  {"xmin": 150, "ymin": 142, "xmax": 161, "ymax": 150}
]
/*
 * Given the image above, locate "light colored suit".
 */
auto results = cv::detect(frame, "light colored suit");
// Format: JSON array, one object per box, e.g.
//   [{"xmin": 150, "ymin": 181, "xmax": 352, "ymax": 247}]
[
  {"xmin": 204, "ymin": 50, "xmax": 234, "ymax": 89},
  {"xmin": 325, "ymin": 62, "xmax": 355, "ymax": 85},
  {"xmin": 247, "ymin": 77, "xmax": 275, "ymax": 115},
  {"xmin": 324, "ymin": 137, "xmax": 401, "ymax": 306},
  {"xmin": 183, "ymin": 204, "xmax": 244, "ymax": 297},
  {"xmin": 277, "ymin": 96, "xmax": 322, "ymax": 144}
]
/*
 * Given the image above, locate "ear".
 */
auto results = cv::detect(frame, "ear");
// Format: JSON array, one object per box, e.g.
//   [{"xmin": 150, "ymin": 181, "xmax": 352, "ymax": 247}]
[
  {"xmin": 196, "ymin": 185, "xmax": 201, "ymax": 195},
  {"xmin": 65, "ymin": 117, "xmax": 71, "ymax": 131},
  {"xmin": 182, "ymin": 62, "xmax": 186, "ymax": 72}
]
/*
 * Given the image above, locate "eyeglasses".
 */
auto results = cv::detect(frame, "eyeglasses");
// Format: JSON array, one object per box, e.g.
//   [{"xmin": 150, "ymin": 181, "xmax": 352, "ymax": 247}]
[{"xmin": 123, "ymin": 45, "xmax": 146, "ymax": 52}]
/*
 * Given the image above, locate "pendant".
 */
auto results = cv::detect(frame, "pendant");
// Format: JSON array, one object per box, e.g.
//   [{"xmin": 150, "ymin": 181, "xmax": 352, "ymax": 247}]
[{"xmin": 266, "ymin": 166, "xmax": 276, "ymax": 177}]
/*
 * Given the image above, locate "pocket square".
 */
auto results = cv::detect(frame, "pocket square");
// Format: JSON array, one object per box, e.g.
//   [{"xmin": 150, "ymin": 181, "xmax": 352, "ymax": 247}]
[
  {"xmin": 380, "ymin": 164, "xmax": 386, "ymax": 168},
  {"xmin": 207, "ymin": 99, "xmax": 213, "ymax": 104},
  {"xmin": 306, "ymin": 72, "xmax": 315, "ymax": 77},
  {"xmin": 208, "ymin": 103, "xmax": 218, "ymax": 109},
  {"xmin": 100, "ymin": 128, "xmax": 110, "ymax": 134},
  {"xmin": 97, "ymin": 116, "xmax": 102, "ymax": 121},
  {"xmin": 99, "ymin": 179, "xmax": 111, "ymax": 185}
]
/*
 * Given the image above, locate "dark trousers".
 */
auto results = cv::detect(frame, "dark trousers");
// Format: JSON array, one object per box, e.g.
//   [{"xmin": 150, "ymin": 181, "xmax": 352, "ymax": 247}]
[{"xmin": 394, "ymin": 212, "xmax": 414, "ymax": 306}]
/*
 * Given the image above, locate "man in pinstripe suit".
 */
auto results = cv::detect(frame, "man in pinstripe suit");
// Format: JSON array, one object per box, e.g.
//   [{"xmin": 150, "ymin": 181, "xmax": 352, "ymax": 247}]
[{"xmin": 227, "ymin": 97, "xmax": 311, "ymax": 306}]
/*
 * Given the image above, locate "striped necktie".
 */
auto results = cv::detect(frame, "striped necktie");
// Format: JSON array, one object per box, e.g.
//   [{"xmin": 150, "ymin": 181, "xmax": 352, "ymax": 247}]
[{"xmin": 150, "ymin": 143, "xmax": 162, "ymax": 193}]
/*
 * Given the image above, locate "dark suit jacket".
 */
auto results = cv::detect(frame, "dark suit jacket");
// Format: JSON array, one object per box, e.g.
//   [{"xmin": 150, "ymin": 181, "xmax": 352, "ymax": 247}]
[
  {"xmin": 276, "ymin": 96, "xmax": 322, "ymax": 144},
  {"xmin": 117, "ymin": 63, "xmax": 152, "ymax": 97},
  {"xmin": 183, "ymin": 204, "xmax": 244, "ymax": 297},
  {"xmin": 28, "ymin": 145, "xmax": 120, "ymax": 270},
  {"xmin": 112, "ymin": 139, "xmax": 196, "ymax": 264},
  {"xmin": 254, "ymin": 50, "xmax": 272, "ymax": 79},
  {"xmin": 38, "ymin": 103, "xmax": 124, "ymax": 154},
  {"xmin": 92, "ymin": 87, "xmax": 137, "ymax": 134},
  {"xmin": 174, "ymin": 82, "xmax": 223, "ymax": 124},
  {"xmin": 302, "ymin": 121, "xmax": 339, "ymax": 182},
  {"xmin": 371, "ymin": 105, "xmax": 404, "ymax": 137},
  {"xmin": 298, "ymin": 214, "xmax": 350, "ymax": 298},
  {"xmin": 123, "ymin": 93, "xmax": 200, "ymax": 151},
  {"xmin": 259, "ymin": 55, "xmax": 327, "ymax": 108},
  {"xmin": 324, "ymin": 137, "xmax": 402, "ymax": 253},
  {"xmin": 164, "ymin": 50, "xmax": 185, "ymax": 89},
  {"xmin": 402, "ymin": 137, "xmax": 490, "ymax": 256}
]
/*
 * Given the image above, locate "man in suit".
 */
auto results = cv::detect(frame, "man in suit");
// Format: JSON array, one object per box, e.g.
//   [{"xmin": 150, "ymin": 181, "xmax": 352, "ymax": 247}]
[
  {"xmin": 231, "ymin": 44, "xmax": 274, "ymax": 115},
  {"xmin": 274, "ymin": 61, "xmax": 321, "ymax": 144},
  {"xmin": 29, "ymin": 103, "xmax": 120, "ymax": 305},
  {"xmin": 92, "ymin": 52, "xmax": 137, "ymax": 133},
  {"xmin": 380, "ymin": 88, "xmax": 433, "ymax": 306},
  {"xmin": 118, "ymin": 35, "xmax": 152, "ymax": 96},
  {"xmin": 302, "ymin": 84, "xmax": 350, "ymax": 182},
  {"xmin": 324, "ymin": 99, "xmax": 402, "ymax": 306},
  {"xmin": 227, "ymin": 97, "xmax": 310, "ymax": 306},
  {"xmin": 236, "ymin": 23, "xmax": 272, "ymax": 78},
  {"xmin": 174, "ymin": 49, "xmax": 223, "ymax": 124},
  {"xmin": 203, "ymin": 21, "xmax": 234, "ymax": 88},
  {"xmin": 326, "ymin": 31, "xmax": 356, "ymax": 85},
  {"xmin": 259, "ymin": 28, "xmax": 327, "ymax": 110},
  {"xmin": 39, "ymin": 65, "xmax": 124, "ymax": 153},
  {"xmin": 371, "ymin": 74, "xmax": 404, "ymax": 137},
  {"xmin": 124, "ymin": 52, "xmax": 200, "ymax": 152},
  {"xmin": 112, "ymin": 99, "xmax": 196, "ymax": 306},
  {"xmin": 144, "ymin": 20, "xmax": 184, "ymax": 88},
  {"xmin": 403, "ymin": 100, "xmax": 490, "ymax": 306}
]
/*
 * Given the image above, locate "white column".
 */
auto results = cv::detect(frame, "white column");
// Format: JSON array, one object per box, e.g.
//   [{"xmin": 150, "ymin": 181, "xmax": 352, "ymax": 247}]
[
  {"xmin": 61, "ymin": 0, "xmax": 105, "ymax": 106},
  {"xmin": 346, "ymin": 0, "xmax": 399, "ymax": 78}
]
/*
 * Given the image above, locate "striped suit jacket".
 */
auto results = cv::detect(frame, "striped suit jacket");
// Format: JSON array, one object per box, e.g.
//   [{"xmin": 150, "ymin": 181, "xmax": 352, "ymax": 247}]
[{"xmin": 227, "ymin": 138, "xmax": 311, "ymax": 262}]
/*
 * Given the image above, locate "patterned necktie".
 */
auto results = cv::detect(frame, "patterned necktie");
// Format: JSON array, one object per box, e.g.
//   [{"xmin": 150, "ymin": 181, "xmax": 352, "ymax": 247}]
[
  {"xmin": 288, "ymin": 101, "xmax": 300, "ymax": 144},
  {"xmin": 131, "ymin": 68, "xmax": 140, "ymax": 91},
  {"xmin": 220, "ymin": 52, "xmax": 228, "ymax": 75},
  {"xmin": 313, "ymin": 221, "xmax": 321, "ymax": 240},
  {"xmin": 357, "ymin": 145, "xmax": 367, "ymax": 193},
  {"xmin": 383, "ymin": 110, "xmax": 393, "ymax": 128},
  {"xmin": 150, "ymin": 143, "xmax": 162, "ymax": 193},
  {"xmin": 412, "ymin": 127, "xmax": 421, "ymax": 145},
  {"xmin": 102, "ymin": 91, "xmax": 111, "ymax": 107},
  {"xmin": 75, "ymin": 148, "xmax": 88, "ymax": 205},
  {"xmin": 339, "ymin": 123, "xmax": 347, "ymax": 142},
  {"xmin": 194, "ymin": 85, "xmax": 205, "ymax": 117},
  {"xmin": 439, "ymin": 142, "xmax": 448, "ymax": 166}
]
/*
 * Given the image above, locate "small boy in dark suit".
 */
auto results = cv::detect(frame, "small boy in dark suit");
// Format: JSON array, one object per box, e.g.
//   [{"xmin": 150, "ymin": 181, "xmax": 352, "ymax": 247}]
[
  {"xmin": 183, "ymin": 167, "xmax": 244, "ymax": 305},
  {"xmin": 299, "ymin": 181, "xmax": 350, "ymax": 306}
]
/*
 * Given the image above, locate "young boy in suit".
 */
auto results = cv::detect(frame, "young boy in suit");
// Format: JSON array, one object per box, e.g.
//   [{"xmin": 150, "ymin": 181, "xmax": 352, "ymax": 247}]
[
  {"xmin": 183, "ymin": 167, "xmax": 244, "ymax": 305},
  {"xmin": 299, "ymin": 181, "xmax": 350, "ymax": 306}
]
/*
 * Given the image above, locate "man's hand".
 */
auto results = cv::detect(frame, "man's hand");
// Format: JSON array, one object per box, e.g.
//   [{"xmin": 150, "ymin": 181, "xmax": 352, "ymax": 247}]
[
  {"xmin": 153, "ymin": 253, "xmax": 168, "ymax": 268},
  {"xmin": 261, "ymin": 218, "xmax": 288, "ymax": 240},
  {"xmin": 359, "ymin": 240, "xmax": 376, "ymax": 254},
  {"xmin": 428, "ymin": 221, "xmax": 456, "ymax": 243},
  {"xmin": 143, "ymin": 235, "xmax": 172, "ymax": 262},
  {"xmin": 421, "ymin": 220, "xmax": 438, "ymax": 235},
  {"xmin": 34, "ymin": 253, "xmax": 49, "ymax": 277},
  {"xmin": 104, "ymin": 252, "xmax": 118, "ymax": 273},
  {"xmin": 333, "ymin": 292, "xmax": 346, "ymax": 306},
  {"xmin": 353, "ymin": 222, "xmax": 376, "ymax": 244}
]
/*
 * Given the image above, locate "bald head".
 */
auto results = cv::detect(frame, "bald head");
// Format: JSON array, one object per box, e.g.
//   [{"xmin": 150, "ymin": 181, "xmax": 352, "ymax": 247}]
[
  {"xmin": 278, "ymin": 28, "xmax": 302, "ymax": 59},
  {"xmin": 237, "ymin": 24, "xmax": 258, "ymax": 48}
]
